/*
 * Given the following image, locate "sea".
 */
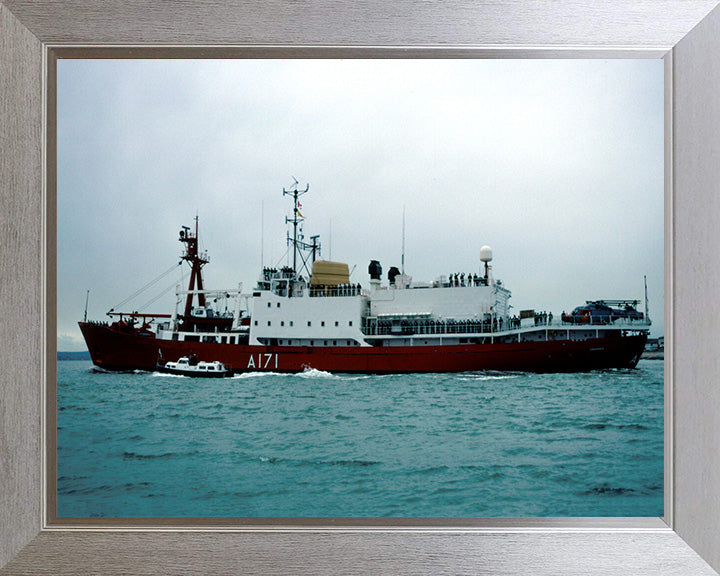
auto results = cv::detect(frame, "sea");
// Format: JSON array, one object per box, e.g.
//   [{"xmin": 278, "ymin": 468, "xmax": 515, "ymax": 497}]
[{"xmin": 56, "ymin": 359, "xmax": 664, "ymax": 518}]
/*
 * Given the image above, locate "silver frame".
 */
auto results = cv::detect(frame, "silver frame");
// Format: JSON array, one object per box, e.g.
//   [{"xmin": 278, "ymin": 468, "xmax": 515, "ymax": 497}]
[
  {"xmin": 42, "ymin": 45, "xmax": 669, "ymax": 530},
  {"xmin": 2, "ymin": 1, "xmax": 720, "ymax": 574}
]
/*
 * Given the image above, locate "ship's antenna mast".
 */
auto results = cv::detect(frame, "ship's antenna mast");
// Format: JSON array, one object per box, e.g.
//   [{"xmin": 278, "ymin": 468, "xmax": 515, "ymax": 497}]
[
  {"xmin": 401, "ymin": 204, "xmax": 406, "ymax": 277},
  {"xmin": 644, "ymin": 275, "xmax": 650, "ymax": 322},
  {"xmin": 83, "ymin": 289, "xmax": 90, "ymax": 322},
  {"xmin": 283, "ymin": 177, "xmax": 309, "ymax": 275},
  {"xmin": 260, "ymin": 199, "xmax": 264, "ymax": 269}
]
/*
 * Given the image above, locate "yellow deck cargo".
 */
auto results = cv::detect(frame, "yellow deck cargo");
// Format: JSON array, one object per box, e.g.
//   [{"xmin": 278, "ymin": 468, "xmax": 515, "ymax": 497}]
[{"xmin": 310, "ymin": 260, "xmax": 350, "ymax": 285}]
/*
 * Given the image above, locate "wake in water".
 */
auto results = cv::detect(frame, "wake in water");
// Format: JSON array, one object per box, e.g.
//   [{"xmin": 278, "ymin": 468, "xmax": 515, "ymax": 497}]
[
  {"xmin": 230, "ymin": 368, "xmax": 373, "ymax": 381},
  {"xmin": 298, "ymin": 367, "xmax": 338, "ymax": 379},
  {"xmin": 150, "ymin": 371, "xmax": 187, "ymax": 379},
  {"xmin": 457, "ymin": 373, "xmax": 521, "ymax": 382}
]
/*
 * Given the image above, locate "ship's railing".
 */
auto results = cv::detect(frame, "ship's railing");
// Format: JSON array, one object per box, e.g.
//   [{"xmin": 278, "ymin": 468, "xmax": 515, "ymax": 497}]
[
  {"xmin": 557, "ymin": 316, "xmax": 650, "ymax": 327},
  {"xmin": 504, "ymin": 315, "xmax": 651, "ymax": 330},
  {"xmin": 262, "ymin": 266, "xmax": 295, "ymax": 282},
  {"xmin": 361, "ymin": 316, "xmax": 650, "ymax": 337},
  {"xmin": 445, "ymin": 273, "xmax": 490, "ymax": 288},
  {"xmin": 84, "ymin": 320, "xmax": 110, "ymax": 327},
  {"xmin": 308, "ymin": 284, "xmax": 363, "ymax": 298},
  {"xmin": 363, "ymin": 317, "xmax": 508, "ymax": 336}
]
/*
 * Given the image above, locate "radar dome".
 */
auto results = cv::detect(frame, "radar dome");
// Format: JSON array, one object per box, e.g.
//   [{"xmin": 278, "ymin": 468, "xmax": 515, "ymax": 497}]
[{"xmin": 479, "ymin": 245, "xmax": 493, "ymax": 262}]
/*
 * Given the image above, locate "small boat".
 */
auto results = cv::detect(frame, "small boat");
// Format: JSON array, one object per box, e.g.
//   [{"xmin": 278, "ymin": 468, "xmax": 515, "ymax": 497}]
[{"xmin": 157, "ymin": 354, "xmax": 230, "ymax": 378}]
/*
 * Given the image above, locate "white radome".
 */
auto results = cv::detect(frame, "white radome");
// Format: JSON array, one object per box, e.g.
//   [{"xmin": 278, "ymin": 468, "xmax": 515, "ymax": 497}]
[{"xmin": 479, "ymin": 245, "xmax": 493, "ymax": 263}]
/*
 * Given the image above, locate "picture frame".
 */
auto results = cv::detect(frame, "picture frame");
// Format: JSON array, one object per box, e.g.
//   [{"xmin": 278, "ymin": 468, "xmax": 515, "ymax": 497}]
[{"xmin": 2, "ymin": 1, "xmax": 720, "ymax": 574}]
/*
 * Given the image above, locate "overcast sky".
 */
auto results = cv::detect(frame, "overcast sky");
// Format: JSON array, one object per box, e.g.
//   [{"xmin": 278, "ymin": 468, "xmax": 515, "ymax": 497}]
[{"xmin": 57, "ymin": 59, "xmax": 664, "ymax": 351}]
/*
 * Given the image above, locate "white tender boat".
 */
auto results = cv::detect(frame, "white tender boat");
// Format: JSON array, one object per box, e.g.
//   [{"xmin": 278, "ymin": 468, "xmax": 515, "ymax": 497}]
[{"xmin": 157, "ymin": 354, "xmax": 230, "ymax": 378}]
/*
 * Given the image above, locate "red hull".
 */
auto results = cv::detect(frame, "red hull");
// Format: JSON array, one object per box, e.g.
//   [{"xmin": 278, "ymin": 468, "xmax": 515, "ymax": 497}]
[{"xmin": 79, "ymin": 322, "xmax": 647, "ymax": 373}]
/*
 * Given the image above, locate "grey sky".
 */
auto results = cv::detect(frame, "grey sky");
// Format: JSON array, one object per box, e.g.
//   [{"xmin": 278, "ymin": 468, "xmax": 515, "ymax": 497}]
[{"xmin": 57, "ymin": 59, "xmax": 664, "ymax": 351}]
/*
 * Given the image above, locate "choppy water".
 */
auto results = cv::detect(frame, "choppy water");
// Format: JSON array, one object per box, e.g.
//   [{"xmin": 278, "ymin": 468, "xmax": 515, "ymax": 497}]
[{"xmin": 56, "ymin": 359, "xmax": 663, "ymax": 517}]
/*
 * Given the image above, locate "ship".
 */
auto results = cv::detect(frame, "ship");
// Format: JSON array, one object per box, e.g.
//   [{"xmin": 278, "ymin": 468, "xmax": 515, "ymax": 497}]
[{"xmin": 79, "ymin": 183, "xmax": 650, "ymax": 374}]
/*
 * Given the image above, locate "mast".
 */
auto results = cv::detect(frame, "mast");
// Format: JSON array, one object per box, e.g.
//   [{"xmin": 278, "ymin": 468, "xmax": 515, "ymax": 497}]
[
  {"xmin": 283, "ymin": 179, "xmax": 309, "ymax": 274},
  {"xmin": 260, "ymin": 199, "xmax": 264, "ymax": 270},
  {"xmin": 401, "ymin": 204, "xmax": 406, "ymax": 277},
  {"xmin": 179, "ymin": 215, "xmax": 209, "ymax": 318},
  {"xmin": 283, "ymin": 179, "xmax": 318, "ymax": 279}
]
